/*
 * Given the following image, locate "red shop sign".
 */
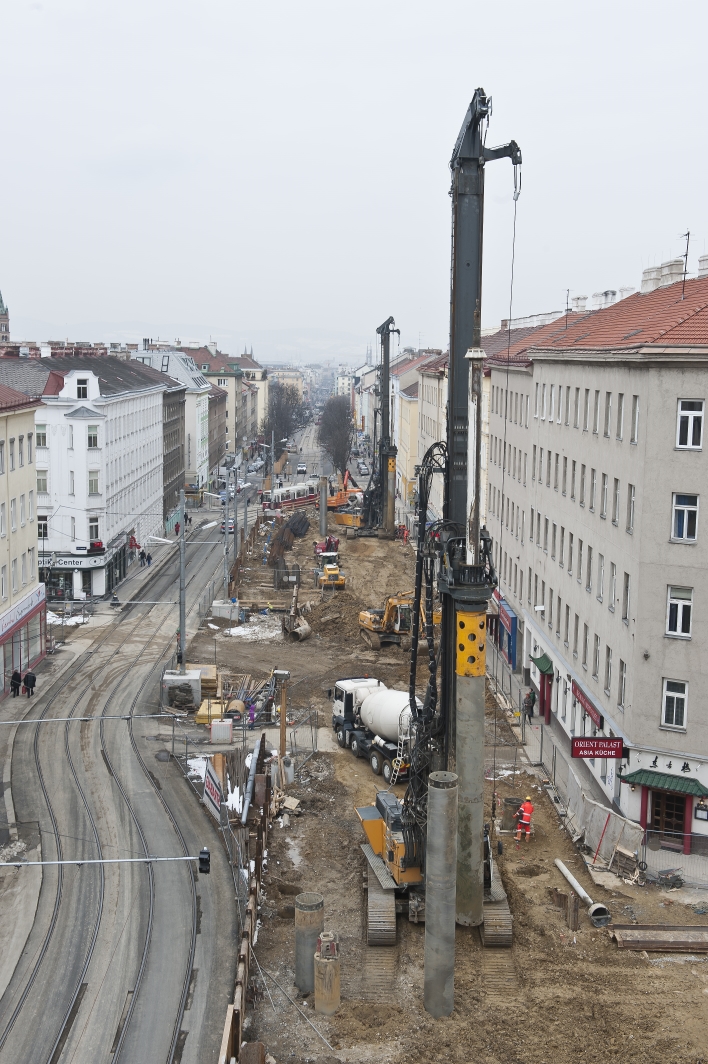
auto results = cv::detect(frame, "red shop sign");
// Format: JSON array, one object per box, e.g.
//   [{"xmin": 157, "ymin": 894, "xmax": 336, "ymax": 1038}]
[
  {"xmin": 571, "ymin": 737, "xmax": 624, "ymax": 759},
  {"xmin": 571, "ymin": 679, "xmax": 604, "ymax": 729}
]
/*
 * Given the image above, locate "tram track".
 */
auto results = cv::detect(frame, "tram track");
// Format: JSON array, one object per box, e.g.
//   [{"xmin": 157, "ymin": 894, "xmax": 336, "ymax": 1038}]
[{"xmin": 0, "ymin": 526, "xmax": 224, "ymax": 1062}]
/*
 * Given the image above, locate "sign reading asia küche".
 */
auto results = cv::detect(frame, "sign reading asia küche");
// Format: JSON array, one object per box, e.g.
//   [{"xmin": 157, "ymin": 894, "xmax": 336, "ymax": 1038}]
[{"xmin": 571, "ymin": 737, "xmax": 624, "ymax": 759}]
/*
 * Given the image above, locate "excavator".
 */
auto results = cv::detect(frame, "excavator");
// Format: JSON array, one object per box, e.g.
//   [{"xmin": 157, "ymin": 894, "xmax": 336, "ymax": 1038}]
[
  {"xmin": 358, "ymin": 592, "xmax": 441, "ymax": 650},
  {"xmin": 356, "ymin": 87, "xmax": 520, "ymax": 952}
]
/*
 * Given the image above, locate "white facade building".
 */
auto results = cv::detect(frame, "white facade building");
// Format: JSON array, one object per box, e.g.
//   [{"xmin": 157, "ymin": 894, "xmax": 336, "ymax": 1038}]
[{"xmin": 133, "ymin": 350, "xmax": 210, "ymax": 487}]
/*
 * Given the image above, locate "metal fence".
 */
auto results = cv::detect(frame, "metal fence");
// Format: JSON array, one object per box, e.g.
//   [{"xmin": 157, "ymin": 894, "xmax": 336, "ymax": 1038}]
[
  {"xmin": 642, "ymin": 830, "xmax": 708, "ymax": 887},
  {"xmin": 197, "ymin": 578, "xmax": 218, "ymax": 620},
  {"xmin": 288, "ymin": 708, "xmax": 319, "ymax": 778}
]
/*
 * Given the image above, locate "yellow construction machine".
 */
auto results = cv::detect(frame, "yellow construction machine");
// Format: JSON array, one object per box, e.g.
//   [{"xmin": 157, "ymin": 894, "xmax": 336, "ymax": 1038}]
[
  {"xmin": 358, "ymin": 592, "xmax": 440, "ymax": 651},
  {"xmin": 314, "ymin": 562, "xmax": 346, "ymax": 593}
]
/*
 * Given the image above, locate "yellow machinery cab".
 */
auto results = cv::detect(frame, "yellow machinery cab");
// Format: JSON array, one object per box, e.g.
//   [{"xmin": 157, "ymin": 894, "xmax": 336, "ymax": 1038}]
[{"xmin": 356, "ymin": 793, "xmax": 422, "ymax": 887}]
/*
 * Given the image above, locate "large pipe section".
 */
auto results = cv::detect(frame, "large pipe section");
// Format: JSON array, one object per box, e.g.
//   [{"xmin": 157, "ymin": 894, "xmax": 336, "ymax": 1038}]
[
  {"xmin": 424, "ymin": 771, "xmax": 458, "ymax": 1018},
  {"xmin": 295, "ymin": 892, "xmax": 324, "ymax": 994},
  {"xmin": 454, "ymin": 610, "xmax": 486, "ymax": 926},
  {"xmin": 554, "ymin": 859, "xmax": 611, "ymax": 927}
]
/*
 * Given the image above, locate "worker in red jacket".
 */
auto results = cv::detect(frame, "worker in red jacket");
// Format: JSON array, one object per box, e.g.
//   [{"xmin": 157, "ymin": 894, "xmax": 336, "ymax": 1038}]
[{"xmin": 515, "ymin": 796, "xmax": 534, "ymax": 843}]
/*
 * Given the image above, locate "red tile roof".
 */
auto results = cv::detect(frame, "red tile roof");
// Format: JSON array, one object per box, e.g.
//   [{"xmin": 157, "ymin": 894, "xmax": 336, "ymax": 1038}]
[
  {"xmin": 0, "ymin": 383, "xmax": 43, "ymax": 411},
  {"xmin": 532, "ymin": 277, "xmax": 708, "ymax": 354},
  {"xmin": 484, "ymin": 315, "xmax": 592, "ymax": 367}
]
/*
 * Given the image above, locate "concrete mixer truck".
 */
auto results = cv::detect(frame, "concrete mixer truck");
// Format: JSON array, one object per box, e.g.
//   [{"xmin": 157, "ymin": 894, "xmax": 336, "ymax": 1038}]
[{"xmin": 329, "ymin": 678, "xmax": 420, "ymax": 783}]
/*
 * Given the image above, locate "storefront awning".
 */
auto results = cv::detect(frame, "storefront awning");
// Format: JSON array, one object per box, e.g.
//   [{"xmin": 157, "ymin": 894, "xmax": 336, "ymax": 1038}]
[
  {"xmin": 487, "ymin": 598, "xmax": 499, "ymax": 616},
  {"xmin": 621, "ymin": 769, "xmax": 708, "ymax": 798},
  {"xmin": 530, "ymin": 651, "xmax": 554, "ymax": 675}
]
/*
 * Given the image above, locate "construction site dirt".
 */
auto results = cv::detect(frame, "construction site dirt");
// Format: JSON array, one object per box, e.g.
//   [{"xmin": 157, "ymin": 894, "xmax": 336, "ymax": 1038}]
[{"xmin": 187, "ymin": 521, "xmax": 708, "ymax": 1064}]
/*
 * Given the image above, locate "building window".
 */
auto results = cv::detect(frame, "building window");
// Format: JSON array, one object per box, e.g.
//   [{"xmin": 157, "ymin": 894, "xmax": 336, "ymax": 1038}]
[
  {"xmin": 69, "ymin": 425, "xmax": 73, "ymax": 448},
  {"xmin": 593, "ymin": 390, "xmax": 600, "ymax": 434},
  {"xmin": 548, "ymin": 587, "xmax": 553, "ymax": 629},
  {"xmin": 11, "ymin": 559, "xmax": 17, "ymax": 594},
  {"xmin": 597, "ymin": 553, "xmax": 604, "ymax": 601},
  {"xmin": 607, "ymin": 561, "xmax": 616, "ymax": 611},
  {"xmin": 541, "ymin": 384, "xmax": 547, "ymax": 420},
  {"xmin": 582, "ymin": 623, "xmax": 589, "ymax": 668},
  {"xmin": 29, "ymin": 547, "xmax": 35, "ymax": 579},
  {"xmin": 577, "ymin": 539, "xmax": 583, "ymax": 583},
  {"xmin": 88, "ymin": 471, "xmax": 99, "ymax": 495},
  {"xmin": 27, "ymin": 432, "xmax": 33, "ymax": 463},
  {"xmin": 626, "ymin": 484, "xmax": 635, "ymax": 532},
  {"xmin": 532, "ymin": 445, "xmax": 536, "ymax": 480},
  {"xmin": 556, "ymin": 594, "xmax": 561, "ymax": 636},
  {"xmin": 630, "ymin": 395, "xmax": 639, "ymax": 444},
  {"xmin": 564, "ymin": 604, "xmax": 570, "ymax": 645},
  {"xmin": 568, "ymin": 532, "xmax": 574, "ymax": 575},
  {"xmin": 622, "ymin": 571, "xmax": 630, "ymax": 622},
  {"xmin": 583, "ymin": 389, "xmax": 590, "ymax": 431},
  {"xmin": 69, "ymin": 470, "xmax": 75, "ymax": 495},
  {"xmin": 0, "ymin": 441, "xmax": 4, "ymax": 473},
  {"xmin": 600, "ymin": 473, "xmax": 608, "ymax": 518},
  {"xmin": 9, "ymin": 439, "xmax": 14, "ymax": 471},
  {"xmin": 551, "ymin": 522, "xmax": 557, "ymax": 559},
  {"xmin": 565, "ymin": 386, "xmax": 571, "ymax": 426},
  {"xmin": 592, "ymin": 634, "xmax": 600, "ymax": 679},
  {"xmin": 554, "ymin": 453, "xmax": 559, "ymax": 491},
  {"xmin": 534, "ymin": 383, "xmax": 539, "ymax": 418},
  {"xmin": 672, "ymin": 493, "xmax": 698, "ymax": 540},
  {"xmin": 589, "ymin": 468, "xmax": 596, "ymax": 511},
  {"xmin": 544, "ymin": 517, "xmax": 549, "ymax": 552},
  {"xmin": 18, "ymin": 436, "xmax": 24, "ymax": 467},
  {"xmin": 574, "ymin": 387, "xmax": 580, "ymax": 428},
  {"xmin": 612, "ymin": 478, "xmax": 620, "ymax": 525},
  {"xmin": 559, "ymin": 526, "xmax": 565, "ymax": 566},
  {"xmin": 21, "ymin": 553, "xmax": 27, "ymax": 586},
  {"xmin": 604, "ymin": 392, "xmax": 612, "ymax": 437},
  {"xmin": 562, "ymin": 456, "xmax": 567, "ymax": 495},
  {"xmin": 586, "ymin": 545, "xmax": 593, "ymax": 592},
  {"xmin": 616, "ymin": 393, "xmax": 624, "ymax": 439},
  {"xmin": 77, "ymin": 378, "xmax": 88, "ymax": 399},
  {"xmin": 1, "ymin": 565, "xmax": 6, "ymax": 600},
  {"xmin": 88, "ymin": 425, "xmax": 98, "ymax": 448},
  {"xmin": 10, "ymin": 498, "xmax": 16, "ymax": 532},
  {"xmin": 0, "ymin": 503, "xmax": 5, "ymax": 537},
  {"xmin": 666, "ymin": 585, "xmax": 692, "ymax": 637},
  {"xmin": 20, "ymin": 494, "xmax": 25, "ymax": 527},
  {"xmin": 38, "ymin": 516, "xmax": 48, "ymax": 538},
  {"xmin": 571, "ymin": 460, "xmax": 576, "ymax": 500},
  {"xmin": 546, "ymin": 451, "xmax": 551, "ymax": 487},
  {"xmin": 71, "ymin": 516, "xmax": 75, "ymax": 541},
  {"xmin": 28, "ymin": 490, "xmax": 33, "ymax": 520},
  {"xmin": 677, "ymin": 399, "xmax": 703, "ymax": 449},
  {"xmin": 89, "ymin": 517, "xmax": 99, "ymax": 540},
  {"xmin": 618, "ymin": 660, "xmax": 626, "ymax": 709},
  {"xmin": 604, "ymin": 646, "xmax": 612, "ymax": 695},
  {"xmin": 662, "ymin": 679, "xmax": 687, "ymax": 729},
  {"xmin": 37, "ymin": 471, "xmax": 48, "ymax": 494},
  {"xmin": 573, "ymin": 614, "xmax": 579, "ymax": 657}
]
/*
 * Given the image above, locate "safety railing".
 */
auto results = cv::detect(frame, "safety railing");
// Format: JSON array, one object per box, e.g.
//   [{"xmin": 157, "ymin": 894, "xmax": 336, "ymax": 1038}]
[{"xmin": 641, "ymin": 830, "xmax": 708, "ymax": 887}]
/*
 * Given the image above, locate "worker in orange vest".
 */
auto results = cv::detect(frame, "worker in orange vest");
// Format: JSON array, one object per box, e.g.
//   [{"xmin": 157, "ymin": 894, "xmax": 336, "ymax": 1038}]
[{"xmin": 515, "ymin": 796, "xmax": 534, "ymax": 842}]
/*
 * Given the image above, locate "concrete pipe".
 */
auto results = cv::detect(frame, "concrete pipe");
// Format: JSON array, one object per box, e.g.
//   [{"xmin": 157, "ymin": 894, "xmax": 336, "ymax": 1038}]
[
  {"xmin": 294, "ymin": 893, "xmax": 324, "ymax": 994},
  {"xmin": 424, "ymin": 770, "xmax": 458, "ymax": 1018},
  {"xmin": 554, "ymin": 859, "xmax": 611, "ymax": 927}
]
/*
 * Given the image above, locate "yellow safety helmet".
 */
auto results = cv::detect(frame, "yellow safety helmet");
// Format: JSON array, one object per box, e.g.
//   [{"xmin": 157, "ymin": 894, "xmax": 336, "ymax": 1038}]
[{"xmin": 525, "ymin": 795, "xmax": 532, "ymax": 801}]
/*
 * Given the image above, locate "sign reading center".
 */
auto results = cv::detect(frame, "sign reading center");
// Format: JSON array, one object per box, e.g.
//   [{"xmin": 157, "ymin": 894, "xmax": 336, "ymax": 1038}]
[
  {"xmin": 571, "ymin": 737, "xmax": 624, "ymax": 759},
  {"xmin": 571, "ymin": 679, "xmax": 604, "ymax": 729}
]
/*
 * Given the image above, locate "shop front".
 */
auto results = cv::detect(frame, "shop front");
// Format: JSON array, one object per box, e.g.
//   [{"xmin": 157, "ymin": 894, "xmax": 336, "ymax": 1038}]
[
  {"xmin": 40, "ymin": 536, "xmax": 128, "ymax": 601},
  {"xmin": 621, "ymin": 769, "xmax": 708, "ymax": 857},
  {"xmin": 498, "ymin": 599, "xmax": 518, "ymax": 670},
  {"xmin": 0, "ymin": 584, "xmax": 47, "ymax": 697}
]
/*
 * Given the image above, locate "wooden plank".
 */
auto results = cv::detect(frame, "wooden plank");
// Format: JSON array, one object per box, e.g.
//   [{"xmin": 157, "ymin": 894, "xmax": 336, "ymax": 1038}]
[{"xmin": 612, "ymin": 926, "xmax": 708, "ymax": 952}]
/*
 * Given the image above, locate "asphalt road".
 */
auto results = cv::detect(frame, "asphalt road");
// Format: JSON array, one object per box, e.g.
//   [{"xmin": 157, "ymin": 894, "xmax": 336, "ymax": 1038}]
[{"xmin": 0, "ymin": 521, "xmax": 237, "ymax": 1064}]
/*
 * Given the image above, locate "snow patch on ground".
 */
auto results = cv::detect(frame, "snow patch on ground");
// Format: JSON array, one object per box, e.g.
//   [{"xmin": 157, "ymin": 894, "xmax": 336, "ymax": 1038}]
[
  {"xmin": 187, "ymin": 757, "xmax": 207, "ymax": 781},
  {"xmin": 223, "ymin": 615, "xmax": 282, "ymax": 641},
  {"xmin": 47, "ymin": 610, "xmax": 90, "ymax": 627}
]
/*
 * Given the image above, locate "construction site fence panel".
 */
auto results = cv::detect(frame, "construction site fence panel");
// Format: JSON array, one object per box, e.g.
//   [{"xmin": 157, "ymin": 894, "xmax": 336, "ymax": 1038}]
[
  {"xmin": 642, "ymin": 830, "xmax": 708, "ymax": 886},
  {"xmin": 288, "ymin": 710, "xmax": 319, "ymax": 778}
]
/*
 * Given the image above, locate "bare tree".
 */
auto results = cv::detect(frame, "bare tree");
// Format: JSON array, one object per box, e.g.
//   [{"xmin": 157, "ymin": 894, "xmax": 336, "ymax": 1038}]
[
  {"xmin": 260, "ymin": 382, "xmax": 307, "ymax": 459},
  {"xmin": 317, "ymin": 395, "xmax": 355, "ymax": 477}
]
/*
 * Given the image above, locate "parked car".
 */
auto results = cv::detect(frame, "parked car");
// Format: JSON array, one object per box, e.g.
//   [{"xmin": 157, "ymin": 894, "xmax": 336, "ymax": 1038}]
[
  {"xmin": 359, "ymin": 464, "xmax": 370, "ymax": 476},
  {"xmin": 297, "ymin": 462, "xmax": 307, "ymax": 475},
  {"xmin": 221, "ymin": 519, "xmax": 236, "ymax": 534}
]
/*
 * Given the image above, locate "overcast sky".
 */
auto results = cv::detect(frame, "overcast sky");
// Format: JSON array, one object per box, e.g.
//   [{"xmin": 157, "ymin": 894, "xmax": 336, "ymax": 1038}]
[{"xmin": 3, "ymin": 1, "xmax": 708, "ymax": 363}]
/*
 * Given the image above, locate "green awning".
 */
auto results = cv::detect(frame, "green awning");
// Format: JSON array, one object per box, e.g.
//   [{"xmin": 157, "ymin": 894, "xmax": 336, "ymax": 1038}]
[
  {"xmin": 530, "ymin": 652, "xmax": 554, "ymax": 676},
  {"xmin": 620, "ymin": 769, "xmax": 708, "ymax": 798}
]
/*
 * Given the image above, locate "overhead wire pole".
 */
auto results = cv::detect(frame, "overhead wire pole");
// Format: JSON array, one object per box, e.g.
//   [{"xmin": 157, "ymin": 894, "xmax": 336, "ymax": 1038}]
[
  {"xmin": 179, "ymin": 488, "xmax": 186, "ymax": 675},
  {"xmin": 441, "ymin": 88, "xmax": 520, "ymax": 928}
]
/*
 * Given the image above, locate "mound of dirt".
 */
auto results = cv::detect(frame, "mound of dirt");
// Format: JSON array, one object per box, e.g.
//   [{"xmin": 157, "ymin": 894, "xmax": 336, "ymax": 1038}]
[{"xmin": 305, "ymin": 590, "xmax": 367, "ymax": 643}]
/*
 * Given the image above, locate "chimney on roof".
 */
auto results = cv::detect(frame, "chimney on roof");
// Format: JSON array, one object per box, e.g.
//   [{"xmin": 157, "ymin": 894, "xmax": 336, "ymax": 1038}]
[
  {"xmin": 592, "ymin": 290, "xmax": 617, "ymax": 309},
  {"xmin": 641, "ymin": 266, "xmax": 661, "ymax": 293},
  {"xmin": 698, "ymin": 255, "xmax": 708, "ymax": 279},
  {"xmin": 660, "ymin": 258, "xmax": 684, "ymax": 287},
  {"xmin": 618, "ymin": 286, "xmax": 635, "ymax": 300},
  {"xmin": 571, "ymin": 295, "xmax": 588, "ymax": 312}
]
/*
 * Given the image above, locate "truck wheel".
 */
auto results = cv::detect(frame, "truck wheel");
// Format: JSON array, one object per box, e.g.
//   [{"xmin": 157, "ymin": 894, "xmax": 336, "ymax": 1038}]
[
  {"xmin": 369, "ymin": 751, "xmax": 382, "ymax": 776},
  {"xmin": 336, "ymin": 728, "xmax": 347, "ymax": 748},
  {"xmin": 382, "ymin": 760, "xmax": 394, "ymax": 784},
  {"xmin": 350, "ymin": 736, "xmax": 361, "ymax": 757}
]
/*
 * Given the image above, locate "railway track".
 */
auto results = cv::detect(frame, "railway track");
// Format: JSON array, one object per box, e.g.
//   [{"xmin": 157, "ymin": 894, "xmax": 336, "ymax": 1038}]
[{"xmin": 0, "ymin": 527, "xmax": 224, "ymax": 1063}]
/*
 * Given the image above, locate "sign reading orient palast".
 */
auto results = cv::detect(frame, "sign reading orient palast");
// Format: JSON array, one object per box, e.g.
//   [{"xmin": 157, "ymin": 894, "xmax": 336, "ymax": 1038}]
[{"xmin": 571, "ymin": 737, "xmax": 624, "ymax": 759}]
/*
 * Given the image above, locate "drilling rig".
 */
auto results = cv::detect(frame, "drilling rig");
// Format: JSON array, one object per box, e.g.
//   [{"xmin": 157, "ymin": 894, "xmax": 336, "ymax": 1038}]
[
  {"xmin": 359, "ymin": 316, "xmax": 399, "ymax": 535},
  {"xmin": 358, "ymin": 88, "xmax": 521, "ymax": 946}
]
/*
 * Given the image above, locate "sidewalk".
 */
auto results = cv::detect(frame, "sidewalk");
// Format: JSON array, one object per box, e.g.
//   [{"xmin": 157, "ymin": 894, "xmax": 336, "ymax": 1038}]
[{"xmin": 486, "ymin": 640, "xmax": 612, "ymax": 811}]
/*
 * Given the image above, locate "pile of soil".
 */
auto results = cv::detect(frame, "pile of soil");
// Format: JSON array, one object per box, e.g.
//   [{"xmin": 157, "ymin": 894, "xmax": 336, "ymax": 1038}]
[{"xmin": 305, "ymin": 590, "xmax": 368, "ymax": 643}]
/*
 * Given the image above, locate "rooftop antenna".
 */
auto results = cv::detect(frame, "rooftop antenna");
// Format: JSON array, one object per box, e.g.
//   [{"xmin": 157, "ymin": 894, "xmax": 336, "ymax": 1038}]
[
  {"xmin": 565, "ymin": 288, "xmax": 570, "ymax": 328},
  {"xmin": 681, "ymin": 231, "xmax": 690, "ymax": 300}
]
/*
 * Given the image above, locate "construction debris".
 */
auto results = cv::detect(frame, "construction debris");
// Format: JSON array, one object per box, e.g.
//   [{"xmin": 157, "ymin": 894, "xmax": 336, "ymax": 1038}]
[{"xmin": 611, "ymin": 924, "xmax": 708, "ymax": 951}]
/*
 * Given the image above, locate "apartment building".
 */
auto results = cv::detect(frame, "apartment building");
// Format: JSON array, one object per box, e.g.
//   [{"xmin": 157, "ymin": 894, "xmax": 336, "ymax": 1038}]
[
  {"xmin": 485, "ymin": 276, "xmax": 708, "ymax": 851},
  {"xmin": 132, "ymin": 349, "xmax": 210, "ymax": 488},
  {"xmin": 418, "ymin": 354, "xmax": 448, "ymax": 520},
  {"xmin": 0, "ymin": 385, "xmax": 46, "ymax": 692},
  {"xmin": 0, "ymin": 356, "xmax": 165, "ymax": 598}
]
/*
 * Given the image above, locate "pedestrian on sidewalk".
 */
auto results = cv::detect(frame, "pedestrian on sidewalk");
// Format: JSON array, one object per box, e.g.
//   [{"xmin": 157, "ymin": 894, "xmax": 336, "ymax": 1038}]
[
  {"xmin": 23, "ymin": 670, "xmax": 36, "ymax": 697},
  {"xmin": 10, "ymin": 669, "xmax": 21, "ymax": 697},
  {"xmin": 146, "ymin": 552, "xmax": 152, "ymax": 567},
  {"xmin": 139, "ymin": 549, "xmax": 146, "ymax": 567},
  {"xmin": 523, "ymin": 688, "xmax": 536, "ymax": 722},
  {"xmin": 515, "ymin": 795, "xmax": 534, "ymax": 843}
]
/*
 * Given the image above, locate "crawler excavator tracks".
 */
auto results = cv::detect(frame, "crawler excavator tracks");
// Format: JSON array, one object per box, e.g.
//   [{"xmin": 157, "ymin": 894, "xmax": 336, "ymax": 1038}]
[{"xmin": 366, "ymin": 880, "xmax": 397, "ymax": 945}]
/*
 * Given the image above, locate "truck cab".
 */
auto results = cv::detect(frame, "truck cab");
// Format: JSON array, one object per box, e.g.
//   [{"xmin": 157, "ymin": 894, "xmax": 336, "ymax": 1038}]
[{"xmin": 331, "ymin": 677, "xmax": 386, "ymax": 732}]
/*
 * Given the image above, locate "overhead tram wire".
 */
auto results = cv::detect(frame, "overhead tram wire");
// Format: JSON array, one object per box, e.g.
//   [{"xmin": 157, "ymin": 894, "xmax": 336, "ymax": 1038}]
[{"xmin": 491, "ymin": 161, "xmax": 522, "ymax": 814}]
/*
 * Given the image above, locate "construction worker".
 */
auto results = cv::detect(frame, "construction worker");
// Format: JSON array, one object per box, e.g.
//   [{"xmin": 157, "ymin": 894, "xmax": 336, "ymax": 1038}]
[{"xmin": 515, "ymin": 795, "xmax": 534, "ymax": 842}]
